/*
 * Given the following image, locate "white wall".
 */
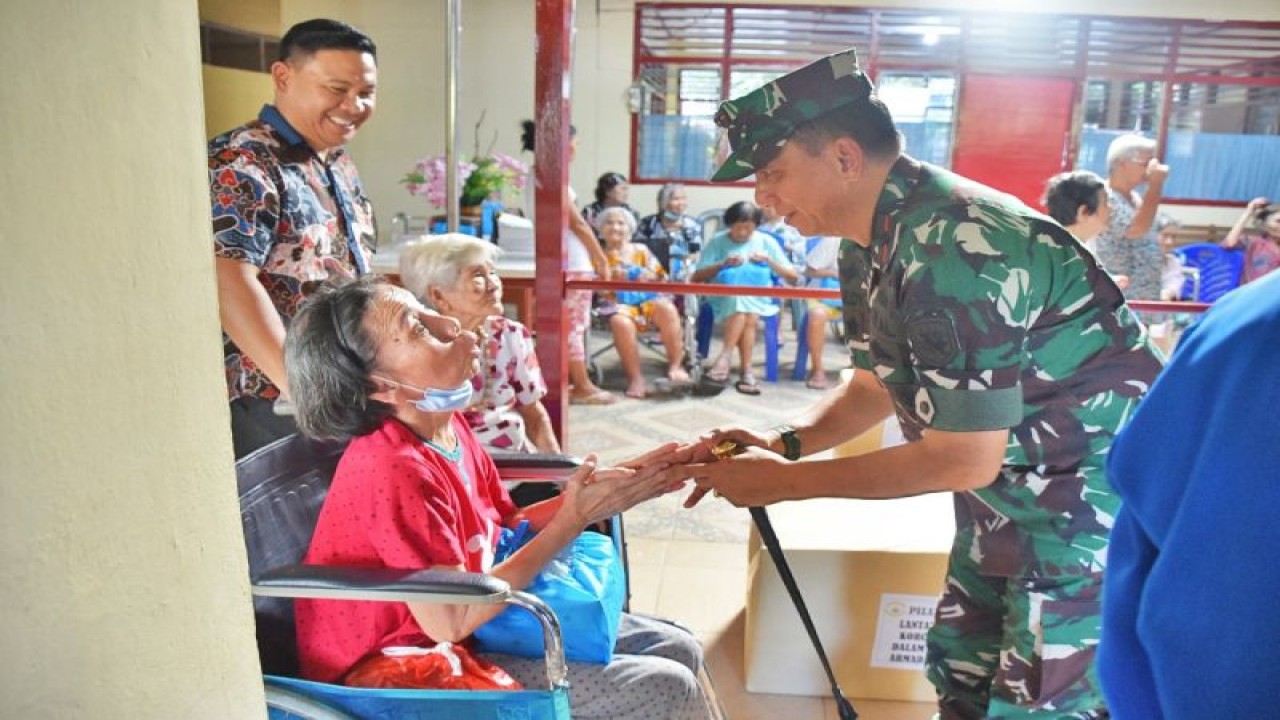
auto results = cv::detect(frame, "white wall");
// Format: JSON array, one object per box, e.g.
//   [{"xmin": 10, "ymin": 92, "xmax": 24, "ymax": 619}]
[{"xmin": 0, "ymin": 1, "xmax": 264, "ymax": 717}]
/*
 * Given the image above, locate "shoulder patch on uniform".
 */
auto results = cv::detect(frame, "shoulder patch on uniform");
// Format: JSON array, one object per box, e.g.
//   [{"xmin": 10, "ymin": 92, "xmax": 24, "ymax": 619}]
[{"xmin": 906, "ymin": 308, "xmax": 960, "ymax": 368}]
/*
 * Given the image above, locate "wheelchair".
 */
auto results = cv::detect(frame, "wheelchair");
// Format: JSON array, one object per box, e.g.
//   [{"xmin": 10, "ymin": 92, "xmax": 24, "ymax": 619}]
[
  {"xmin": 585, "ymin": 243, "xmax": 704, "ymax": 392},
  {"xmin": 240, "ymin": 433, "xmax": 593, "ymax": 719}
]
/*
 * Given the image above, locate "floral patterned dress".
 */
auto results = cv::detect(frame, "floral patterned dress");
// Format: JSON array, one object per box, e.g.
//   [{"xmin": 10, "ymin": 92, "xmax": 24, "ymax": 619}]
[
  {"xmin": 1095, "ymin": 186, "xmax": 1164, "ymax": 301},
  {"xmin": 460, "ymin": 315, "xmax": 547, "ymax": 453}
]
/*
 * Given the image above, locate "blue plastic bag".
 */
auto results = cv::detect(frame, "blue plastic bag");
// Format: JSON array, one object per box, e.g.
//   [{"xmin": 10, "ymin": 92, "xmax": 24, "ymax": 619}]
[
  {"xmin": 615, "ymin": 264, "xmax": 657, "ymax": 306},
  {"xmin": 814, "ymin": 275, "xmax": 843, "ymax": 308},
  {"xmin": 716, "ymin": 257, "xmax": 773, "ymax": 287},
  {"xmin": 473, "ymin": 523, "xmax": 625, "ymax": 664}
]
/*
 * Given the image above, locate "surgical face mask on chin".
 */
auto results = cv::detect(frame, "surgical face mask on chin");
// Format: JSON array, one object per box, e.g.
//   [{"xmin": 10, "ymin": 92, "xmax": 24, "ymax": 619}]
[{"xmin": 377, "ymin": 376, "xmax": 474, "ymax": 413}]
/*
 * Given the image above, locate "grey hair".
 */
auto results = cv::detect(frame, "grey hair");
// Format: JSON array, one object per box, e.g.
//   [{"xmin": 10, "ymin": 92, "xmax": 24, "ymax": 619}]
[
  {"xmin": 398, "ymin": 233, "xmax": 501, "ymax": 309},
  {"xmin": 656, "ymin": 182, "xmax": 685, "ymax": 212},
  {"xmin": 596, "ymin": 206, "xmax": 638, "ymax": 237},
  {"xmin": 284, "ymin": 276, "xmax": 393, "ymax": 440},
  {"xmin": 1106, "ymin": 134, "xmax": 1157, "ymax": 173}
]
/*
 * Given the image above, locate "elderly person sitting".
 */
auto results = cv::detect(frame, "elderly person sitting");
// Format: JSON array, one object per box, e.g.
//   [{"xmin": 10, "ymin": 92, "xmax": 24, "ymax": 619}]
[
  {"xmin": 1095, "ymin": 134, "xmax": 1169, "ymax": 301},
  {"xmin": 692, "ymin": 200, "xmax": 798, "ymax": 396},
  {"xmin": 582, "ymin": 171, "xmax": 640, "ymax": 235},
  {"xmin": 284, "ymin": 277, "xmax": 710, "ymax": 719},
  {"xmin": 399, "ymin": 234, "xmax": 557, "ymax": 455},
  {"xmin": 596, "ymin": 207, "xmax": 690, "ymax": 398},
  {"xmin": 635, "ymin": 182, "xmax": 702, "ymax": 276}
]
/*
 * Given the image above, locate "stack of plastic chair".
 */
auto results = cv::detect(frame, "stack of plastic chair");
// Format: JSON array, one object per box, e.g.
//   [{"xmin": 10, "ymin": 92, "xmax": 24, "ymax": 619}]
[{"xmin": 1173, "ymin": 243, "xmax": 1244, "ymax": 303}]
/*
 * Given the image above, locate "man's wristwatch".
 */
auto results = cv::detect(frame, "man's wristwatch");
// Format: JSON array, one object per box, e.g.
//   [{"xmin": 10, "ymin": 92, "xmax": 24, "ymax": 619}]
[{"xmin": 771, "ymin": 424, "xmax": 802, "ymax": 461}]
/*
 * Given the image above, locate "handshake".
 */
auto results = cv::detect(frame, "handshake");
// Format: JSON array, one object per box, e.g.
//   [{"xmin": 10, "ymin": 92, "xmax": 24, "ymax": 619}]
[{"xmin": 563, "ymin": 426, "xmax": 797, "ymax": 527}]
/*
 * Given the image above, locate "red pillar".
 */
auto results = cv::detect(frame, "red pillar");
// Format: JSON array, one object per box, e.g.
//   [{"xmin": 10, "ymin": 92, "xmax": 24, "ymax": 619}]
[{"xmin": 534, "ymin": 0, "xmax": 574, "ymax": 445}]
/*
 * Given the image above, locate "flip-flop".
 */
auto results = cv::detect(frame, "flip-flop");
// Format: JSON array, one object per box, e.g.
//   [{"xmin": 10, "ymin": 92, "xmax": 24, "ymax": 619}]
[
  {"xmin": 570, "ymin": 389, "xmax": 618, "ymax": 406},
  {"xmin": 735, "ymin": 378, "xmax": 762, "ymax": 395},
  {"xmin": 805, "ymin": 377, "xmax": 829, "ymax": 390},
  {"xmin": 705, "ymin": 359, "xmax": 731, "ymax": 383},
  {"xmin": 692, "ymin": 367, "xmax": 728, "ymax": 397}
]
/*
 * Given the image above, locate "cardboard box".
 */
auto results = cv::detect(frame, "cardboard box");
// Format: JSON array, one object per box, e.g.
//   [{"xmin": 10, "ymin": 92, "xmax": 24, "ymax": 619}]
[{"xmin": 743, "ymin": 397, "xmax": 955, "ymax": 702}]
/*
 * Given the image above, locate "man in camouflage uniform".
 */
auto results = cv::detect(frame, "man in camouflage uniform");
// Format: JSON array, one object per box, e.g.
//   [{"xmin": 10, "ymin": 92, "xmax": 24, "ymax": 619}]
[{"xmin": 675, "ymin": 48, "xmax": 1163, "ymax": 718}]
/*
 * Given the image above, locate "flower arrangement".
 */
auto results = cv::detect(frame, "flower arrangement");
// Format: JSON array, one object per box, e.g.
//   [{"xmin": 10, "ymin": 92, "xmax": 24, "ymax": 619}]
[{"xmin": 403, "ymin": 152, "xmax": 528, "ymax": 210}]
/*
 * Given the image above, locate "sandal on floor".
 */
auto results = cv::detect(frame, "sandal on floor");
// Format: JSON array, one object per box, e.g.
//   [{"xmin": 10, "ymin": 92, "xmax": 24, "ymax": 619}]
[
  {"xmin": 705, "ymin": 358, "xmax": 731, "ymax": 383},
  {"xmin": 805, "ymin": 375, "xmax": 829, "ymax": 390},
  {"xmin": 735, "ymin": 376, "xmax": 762, "ymax": 395},
  {"xmin": 570, "ymin": 389, "xmax": 619, "ymax": 406}
]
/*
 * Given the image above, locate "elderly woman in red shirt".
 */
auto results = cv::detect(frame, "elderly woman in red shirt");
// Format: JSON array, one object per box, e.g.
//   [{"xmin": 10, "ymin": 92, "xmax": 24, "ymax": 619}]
[{"xmin": 283, "ymin": 277, "xmax": 711, "ymax": 719}]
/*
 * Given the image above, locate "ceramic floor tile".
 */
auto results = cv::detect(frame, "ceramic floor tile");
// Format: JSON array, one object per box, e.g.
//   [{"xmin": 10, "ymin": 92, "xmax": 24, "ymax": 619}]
[
  {"xmin": 663, "ymin": 538, "xmax": 748, "ymax": 571},
  {"xmin": 654, "ymin": 564, "xmax": 748, "ymax": 635},
  {"xmin": 626, "ymin": 561, "xmax": 662, "ymax": 616},
  {"xmin": 824, "ymin": 697, "xmax": 935, "ymax": 720},
  {"xmin": 624, "ymin": 536, "xmax": 669, "ymax": 567}
]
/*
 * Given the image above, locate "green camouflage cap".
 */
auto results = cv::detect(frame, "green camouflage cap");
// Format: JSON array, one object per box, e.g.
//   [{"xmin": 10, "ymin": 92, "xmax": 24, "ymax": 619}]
[{"xmin": 711, "ymin": 48, "xmax": 873, "ymax": 182}]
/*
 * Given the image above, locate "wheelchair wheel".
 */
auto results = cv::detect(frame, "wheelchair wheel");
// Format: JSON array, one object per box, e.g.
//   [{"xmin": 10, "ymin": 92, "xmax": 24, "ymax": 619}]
[{"xmin": 266, "ymin": 684, "xmax": 358, "ymax": 720}]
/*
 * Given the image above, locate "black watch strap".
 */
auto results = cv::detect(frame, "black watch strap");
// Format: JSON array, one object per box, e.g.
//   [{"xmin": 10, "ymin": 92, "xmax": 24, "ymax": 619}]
[{"xmin": 772, "ymin": 424, "xmax": 801, "ymax": 460}]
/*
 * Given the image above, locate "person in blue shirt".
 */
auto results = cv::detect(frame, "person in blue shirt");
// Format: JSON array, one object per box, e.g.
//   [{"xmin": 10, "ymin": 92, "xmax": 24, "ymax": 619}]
[
  {"xmin": 691, "ymin": 201, "xmax": 798, "ymax": 394},
  {"xmin": 1099, "ymin": 269, "xmax": 1280, "ymax": 719}
]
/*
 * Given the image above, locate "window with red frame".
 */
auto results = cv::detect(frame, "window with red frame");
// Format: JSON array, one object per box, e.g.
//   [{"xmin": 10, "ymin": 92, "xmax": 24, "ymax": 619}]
[{"xmin": 632, "ymin": 4, "xmax": 1280, "ymax": 204}]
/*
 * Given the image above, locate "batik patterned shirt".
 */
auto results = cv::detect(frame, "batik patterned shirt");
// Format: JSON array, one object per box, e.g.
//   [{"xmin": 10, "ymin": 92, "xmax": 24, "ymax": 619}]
[
  {"xmin": 210, "ymin": 105, "xmax": 376, "ymax": 402},
  {"xmin": 839, "ymin": 156, "xmax": 1164, "ymax": 577}
]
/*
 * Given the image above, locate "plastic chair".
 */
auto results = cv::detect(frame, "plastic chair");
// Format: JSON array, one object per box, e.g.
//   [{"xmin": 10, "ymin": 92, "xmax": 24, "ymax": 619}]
[
  {"xmin": 696, "ymin": 208, "xmax": 725, "ymax": 245},
  {"xmin": 1173, "ymin": 243, "xmax": 1244, "ymax": 303},
  {"xmin": 240, "ymin": 434, "xmax": 587, "ymax": 719},
  {"xmin": 790, "ymin": 306, "xmax": 845, "ymax": 382},
  {"xmin": 695, "ymin": 303, "xmax": 781, "ymax": 382}
]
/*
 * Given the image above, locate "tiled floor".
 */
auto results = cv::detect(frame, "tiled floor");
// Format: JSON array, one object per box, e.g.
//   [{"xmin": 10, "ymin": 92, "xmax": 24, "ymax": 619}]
[{"xmin": 568, "ymin": 319, "xmax": 935, "ymax": 720}]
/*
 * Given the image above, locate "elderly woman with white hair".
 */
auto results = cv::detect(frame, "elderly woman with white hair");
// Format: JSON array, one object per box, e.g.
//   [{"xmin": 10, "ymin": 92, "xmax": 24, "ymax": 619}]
[
  {"xmin": 1094, "ymin": 134, "xmax": 1170, "ymax": 301},
  {"xmin": 597, "ymin": 206, "xmax": 691, "ymax": 398},
  {"xmin": 399, "ymin": 234, "xmax": 559, "ymax": 455}
]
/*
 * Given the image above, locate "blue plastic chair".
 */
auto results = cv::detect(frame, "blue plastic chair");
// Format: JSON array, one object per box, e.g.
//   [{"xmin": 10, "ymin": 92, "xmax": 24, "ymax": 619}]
[
  {"xmin": 695, "ymin": 302, "xmax": 781, "ymax": 382},
  {"xmin": 1173, "ymin": 243, "xmax": 1244, "ymax": 303},
  {"xmin": 239, "ymin": 434, "xmax": 582, "ymax": 719},
  {"xmin": 790, "ymin": 304, "xmax": 844, "ymax": 382}
]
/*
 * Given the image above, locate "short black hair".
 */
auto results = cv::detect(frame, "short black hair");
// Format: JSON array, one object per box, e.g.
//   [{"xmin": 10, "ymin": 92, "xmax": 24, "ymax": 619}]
[
  {"xmin": 1043, "ymin": 171, "xmax": 1106, "ymax": 227},
  {"xmin": 767, "ymin": 96, "xmax": 901, "ymax": 168},
  {"xmin": 520, "ymin": 119, "xmax": 576, "ymax": 153},
  {"xmin": 723, "ymin": 200, "xmax": 763, "ymax": 227},
  {"xmin": 279, "ymin": 18, "xmax": 377, "ymax": 63}
]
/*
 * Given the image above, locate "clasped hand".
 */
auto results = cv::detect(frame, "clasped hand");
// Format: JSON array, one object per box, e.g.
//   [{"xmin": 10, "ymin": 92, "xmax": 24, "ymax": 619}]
[
  {"xmin": 640, "ymin": 428, "xmax": 795, "ymax": 509},
  {"xmin": 558, "ymin": 443, "xmax": 688, "ymax": 527}
]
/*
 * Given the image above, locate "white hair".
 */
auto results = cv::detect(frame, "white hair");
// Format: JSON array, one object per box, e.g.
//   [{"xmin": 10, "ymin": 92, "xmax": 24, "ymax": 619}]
[
  {"xmin": 397, "ymin": 233, "xmax": 501, "ymax": 308},
  {"xmin": 596, "ymin": 206, "xmax": 637, "ymax": 237},
  {"xmin": 1105, "ymin": 134, "xmax": 1157, "ymax": 173}
]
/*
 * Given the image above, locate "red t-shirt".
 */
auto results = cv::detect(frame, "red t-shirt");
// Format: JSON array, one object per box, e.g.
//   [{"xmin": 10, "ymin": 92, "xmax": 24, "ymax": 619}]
[{"xmin": 295, "ymin": 415, "xmax": 518, "ymax": 683}]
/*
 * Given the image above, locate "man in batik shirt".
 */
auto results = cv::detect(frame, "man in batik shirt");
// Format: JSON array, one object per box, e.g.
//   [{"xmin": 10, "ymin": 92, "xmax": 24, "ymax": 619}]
[
  {"xmin": 671, "ymin": 48, "xmax": 1163, "ymax": 719},
  {"xmin": 210, "ymin": 19, "xmax": 378, "ymax": 457}
]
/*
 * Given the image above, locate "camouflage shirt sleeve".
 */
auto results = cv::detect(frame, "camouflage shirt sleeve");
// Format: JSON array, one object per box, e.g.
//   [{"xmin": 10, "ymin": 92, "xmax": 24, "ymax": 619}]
[{"xmin": 891, "ymin": 197, "xmax": 1039, "ymax": 431}]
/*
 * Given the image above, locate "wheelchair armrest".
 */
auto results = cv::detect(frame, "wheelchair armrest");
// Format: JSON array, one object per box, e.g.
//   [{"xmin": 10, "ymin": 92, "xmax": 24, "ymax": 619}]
[
  {"xmin": 253, "ymin": 564, "xmax": 571, "ymax": 689},
  {"xmin": 252, "ymin": 565, "xmax": 511, "ymax": 604},
  {"xmin": 490, "ymin": 452, "xmax": 582, "ymax": 484}
]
